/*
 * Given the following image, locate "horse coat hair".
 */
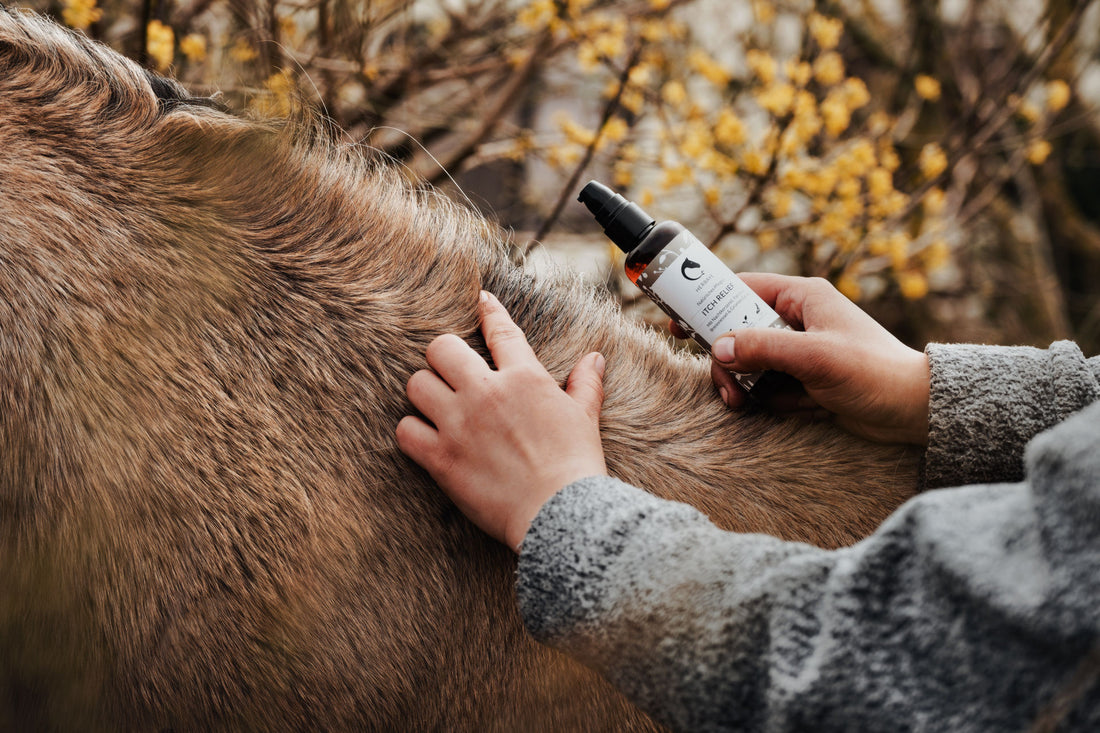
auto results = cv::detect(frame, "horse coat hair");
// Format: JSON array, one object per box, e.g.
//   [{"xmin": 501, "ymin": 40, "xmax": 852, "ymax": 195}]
[{"xmin": 0, "ymin": 8, "xmax": 919, "ymax": 730}]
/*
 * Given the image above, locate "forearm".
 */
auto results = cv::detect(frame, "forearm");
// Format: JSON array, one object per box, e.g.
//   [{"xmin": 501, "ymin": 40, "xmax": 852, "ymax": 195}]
[
  {"xmin": 519, "ymin": 408, "xmax": 1100, "ymax": 733},
  {"xmin": 923, "ymin": 341, "xmax": 1100, "ymax": 488}
]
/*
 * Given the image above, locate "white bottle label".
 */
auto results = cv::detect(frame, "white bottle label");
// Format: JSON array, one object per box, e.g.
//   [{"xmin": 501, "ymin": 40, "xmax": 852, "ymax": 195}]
[{"xmin": 636, "ymin": 230, "xmax": 790, "ymax": 391}]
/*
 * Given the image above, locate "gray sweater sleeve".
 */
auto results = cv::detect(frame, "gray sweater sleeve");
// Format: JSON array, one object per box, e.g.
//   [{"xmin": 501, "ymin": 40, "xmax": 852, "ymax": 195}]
[
  {"xmin": 923, "ymin": 340, "xmax": 1100, "ymax": 488},
  {"xmin": 516, "ymin": 346, "xmax": 1100, "ymax": 732}
]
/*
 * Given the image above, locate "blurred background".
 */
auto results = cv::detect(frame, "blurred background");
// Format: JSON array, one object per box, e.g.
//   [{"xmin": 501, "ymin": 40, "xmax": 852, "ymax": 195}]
[{"xmin": 21, "ymin": 0, "xmax": 1100, "ymax": 352}]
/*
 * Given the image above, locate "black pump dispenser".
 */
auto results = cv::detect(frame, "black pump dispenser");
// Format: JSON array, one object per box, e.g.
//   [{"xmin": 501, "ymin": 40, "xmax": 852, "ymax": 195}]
[{"xmin": 578, "ymin": 181, "xmax": 656, "ymax": 252}]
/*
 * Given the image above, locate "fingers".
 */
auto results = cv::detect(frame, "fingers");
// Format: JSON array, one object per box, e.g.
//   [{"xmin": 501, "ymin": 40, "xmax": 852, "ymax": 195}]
[
  {"xmin": 395, "ymin": 415, "xmax": 440, "ymax": 467},
  {"xmin": 479, "ymin": 291, "xmax": 539, "ymax": 370},
  {"xmin": 406, "ymin": 368, "xmax": 455, "ymax": 425},
  {"xmin": 425, "ymin": 334, "xmax": 489, "ymax": 391},
  {"xmin": 565, "ymin": 352, "xmax": 606, "ymax": 423},
  {"xmin": 712, "ymin": 328, "xmax": 820, "ymax": 383},
  {"xmin": 736, "ymin": 273, "xmax": 840, "ymax": 329}
]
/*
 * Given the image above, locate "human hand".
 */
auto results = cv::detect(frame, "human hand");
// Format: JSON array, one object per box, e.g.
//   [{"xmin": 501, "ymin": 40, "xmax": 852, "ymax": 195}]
[
  {"xmin": 396, "ymin": 291, "xmax": 608, "ymax": 553},
  {"xmin": 673, "ymin": 274, "xmax": 929, "ymax": 445}
]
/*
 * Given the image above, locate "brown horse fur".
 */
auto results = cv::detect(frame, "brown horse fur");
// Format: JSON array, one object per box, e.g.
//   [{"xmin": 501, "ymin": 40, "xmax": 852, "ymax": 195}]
[{"xmin": 0, "ymin": 7, "xmax": 920, "ymax": 730}]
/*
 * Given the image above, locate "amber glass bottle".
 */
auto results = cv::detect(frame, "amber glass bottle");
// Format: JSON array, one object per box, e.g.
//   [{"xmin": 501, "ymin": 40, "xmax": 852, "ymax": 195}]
[{"xmin": 578, "ymin": 180, "xmax": 797, "ymax": 398}]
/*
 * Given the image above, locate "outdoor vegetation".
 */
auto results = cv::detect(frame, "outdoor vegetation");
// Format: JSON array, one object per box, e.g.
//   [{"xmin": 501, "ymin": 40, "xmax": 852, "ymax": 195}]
[{"xmin": 23, "ymin": 0, "xmax": 1100, "ymax": 351}]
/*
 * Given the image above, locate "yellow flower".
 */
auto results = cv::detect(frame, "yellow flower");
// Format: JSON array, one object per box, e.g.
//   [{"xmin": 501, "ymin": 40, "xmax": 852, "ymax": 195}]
[
  {"xmin": 813, "ymin": 52, "xmax": 845, "ymax": 86},
  {"xmin": 923, "ymin": 188, "xmax": 946, "ymax": 215},
  {"xmin": 757, "ymin": 229, "xmax": 779, "ymax": 251},
  {"xmin": 756, "ymin": 82, "xmax": 795, "ymax": 116},
  {"xmin": 918, "ymin": 143, "xmax": 948, "ymax": 180},
  {"xmin": 842, "ymin": 77, "xmax": 870, "ymax": 110},
  {"xmin": 704, "ymin": 186, "xmax": 721, "ymax": 207},
  {"xmin": 769, "ymin": 188, "xmax": 793, "ymax": 218},
  {"xmin": 661, "ymin": 80, "xmax": 688, "ymax": 107},
  {"xmin": 887, "ymin": 232, "xmax": 910, "ymax": 269},
  {"xmin": 1013, "ymin": 96, "xmax": 1040, "ymax": 124},
  {"xmin": 753, "ymin": 0, "xmax": 776, "ymax": 24},
  {"xmin": 62, "ymin": 0, "xmax": 102, "ymax": 30},
  {"xmin": 519, "ymin": 0, "xmax": 555, "ymax": 29},
  {"xmin": 809, "ymin": 13, "xmax": 844, "ymax": 51},
  {"xmin": 1027, "ymin": 139, "xmax": 1052, "ymax": 166},
  {"xmin": 690, "ymin": 49, "xmax": 731, "ymax": 87},
  {"xmin": 1046, "ymin": 79, "xmax": 1071, "ymax": 112},
  {"xmin": 146, "ymin": 20, "xmax": 175, "ymax": 72},
  {"xmin": 714, "ymin": 108, "xmax": 747, "ymax": 147},
  {"xmin": 679, "ymin": 122, "xmax": 711, "ymax": 158},
  {"xmin": 557, "ymin": 113, "xmax": 596, "ymax": 147},
  {"xmin": 602, "ymin": 117, "xmax": 629, "ymax": 143},
  {"xmin": 577, "ymin": 43, "xmax": 601, "ymax": 71},
  {"xmin": 746, "ymin": 49, "xmax": 777, "ymax": 85},
  {"xmin": 820, "ymin": 95, "xmax": 850, "ymax": 136},
  {"xmin": 639, "ymin": 189, "xmax": 655, "ymax": 207},
  {"xmin": 785, "ymin": 59, "xmax": 812, "ymax": 87},
  {"xmin": 230, "ymin": 37, "xmax": 258, "ymax": 63},
  {"xmin": 661, "ymin": 162, "xmax": 694, "ymax": 189},
  {"xmin": 914, "ymin": 74, "xmax": 941, "ymax": 102},
  {"xmin": 743, "ymin": 149, "xmax": 770, "ymax": 176},
  {"xmin": 923, "ymin": 239, "xmax": 951, "ymax": 271},
  {"xmin": 179, "ymin": 33, "xmax": 207, "ymax": 63},
  {"xmin": 836, "ymin": 177, "xmax": 861, "ymax": 199},
  {"xmin": 613, "ymin": 161, "xmax": 634, "ymax": 188},
  {"xmin": 867, "ymin": 168, "xmax": 894, "ymax": 199},
  {"xmin": 836, "ymin": 272, "xmax": 862, "ymax": 301},
  {"xmin": 897, "ymin": 271, "xmax": 929, "ymax": 299}
]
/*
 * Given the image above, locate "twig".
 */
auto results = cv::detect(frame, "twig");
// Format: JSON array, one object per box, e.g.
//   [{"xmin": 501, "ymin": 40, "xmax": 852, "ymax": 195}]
[{"xmin": 523, "ymin": 42, "xmax": 643, "ymax": 255}]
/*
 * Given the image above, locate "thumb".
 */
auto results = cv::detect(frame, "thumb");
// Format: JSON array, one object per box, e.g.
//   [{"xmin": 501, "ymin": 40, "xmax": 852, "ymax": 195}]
[
  {"xmin": 566, "ymin": 352, "xmax": 606, "ymax": 423},
  {"xmin": 716, "ymin": 328, "xmax": 823, "ymax": 382}
]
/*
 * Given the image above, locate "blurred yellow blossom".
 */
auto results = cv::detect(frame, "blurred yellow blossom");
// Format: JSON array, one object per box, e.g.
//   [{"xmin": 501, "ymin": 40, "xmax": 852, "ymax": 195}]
[
  {"xmin": 914, "ymin": 74, "xmax": 942, "ymax": 101},
  {"xmin": 924, "ymin": 239, "xmax": 951, "ymax": 271},
  {"xmin": 704, "ymin": 186, "xmax": 721, "ymax": 206},
  {"xmin": 813, "ymin": 52, "xmax": 845, "ymax": 86},
  {"xmin": 690, "ymin": 49, "xmax": 731, "ymax": 86},
  {"xmin": 1046, "ymin": 80, "xmax": 1071, "ymax": 112},
  {"xmin": 230, "ymin": 37, "xmax": 258, "ymax": 63},
  {"xmin": 62, "ymin": 0, "xmax": 102, "ymax": 30},
  {"xmin": 743, "ymin": 148, "xmax": 770, "ymax": 176},
  {"xmin": 898, "ymin": 271, "xmax": 929, "ymax": 299},
  {"xmin": 820, "ymin": 94, "xmax": 851, "ymax": 136},
  {"xmin": 1027, "ymin": 139, "xmax": 1052, "ymax": 165},
  {"xmin": 746, "ymin": 50, "xmax": 777, "ymax": 85},
  {"xmin": 662, "ymin": 80, "xmax": 688, "ymax": 106},
  {"xmin": 756, "ymin": 82, "xmax": 795, "ymax": 116},
  {"xmin": 836, "ymin": 272, "xmax": 862, "ymax": 300},
  {"xmin": 842, "ymin": 77, "xmax": 870, "ymax": 110},
  {"xmin": 785, "ymin": 59, "xmax": 812, "ymax": 87},
  {"xmin": 519, "ymin": 0, "xmax": 555, "ymax": 29},
  {"xmin": 809, "ymin": 13, "xmax": 843, "ymax": 50},
  {"xmin": 601, "ymin": 117, "xmax": 629, "ymax": 143},
  {"xmin": 146, "ymin": 20, "xmax": 174, "ymax": 72},
  {"xmin": 661, "ymin": 162, "xmax": 694, "ymax": 189},
  {"xmin": 179, "ymin": 33, "xmax": 207, "ymax": 63},
  {"xmin": 757, "ymin": 229, "xmax": 779, "ymax": 251},
  {"xmin": 918, "ymin": 143, "xmax": 948, "ymax": 180},
  {"xmin": 923, "ymin": 187, "xmax": 946, "ymax": 215},
  {"xmin": 714, "ymin": 108, "xmax": 747, "ymax": 147}
]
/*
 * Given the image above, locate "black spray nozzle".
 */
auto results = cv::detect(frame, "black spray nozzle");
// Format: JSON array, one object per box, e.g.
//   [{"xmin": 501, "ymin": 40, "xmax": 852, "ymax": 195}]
[{"xmin": 578, "ymin": 181, "xmax": 656, "ymax": 253}]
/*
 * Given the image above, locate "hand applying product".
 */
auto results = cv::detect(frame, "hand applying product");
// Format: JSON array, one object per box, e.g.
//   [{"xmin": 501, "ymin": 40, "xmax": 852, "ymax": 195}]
[{"xmin": 395, "ymin": 291, "xmax": 608, "ymax": 553}]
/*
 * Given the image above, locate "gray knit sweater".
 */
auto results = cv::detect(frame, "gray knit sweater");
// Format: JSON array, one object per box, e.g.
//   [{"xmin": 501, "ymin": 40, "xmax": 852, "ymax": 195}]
[{"xmin": 516, "ymin": 341, "xmax": 1100, "ymax": 732}]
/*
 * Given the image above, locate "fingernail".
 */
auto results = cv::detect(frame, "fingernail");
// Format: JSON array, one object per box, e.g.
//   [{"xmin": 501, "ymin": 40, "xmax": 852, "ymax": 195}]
[
  {"xmin": 713, "ymin": 336, "xmax": 735, "ymax": 364},
  {"xmin": 593, "ymin": 352, "xmax": 606, "ymax": 377},
  {"xmin": 479, "ymin": 290, "xmax": 490, "ymax": 303},
  {"xmin": 719, "ymin": 387, "xmax": 729, "ymax": 405}
]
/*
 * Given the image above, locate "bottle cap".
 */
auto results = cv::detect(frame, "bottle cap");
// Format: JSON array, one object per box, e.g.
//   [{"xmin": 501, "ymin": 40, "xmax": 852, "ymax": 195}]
[{"xmin": 578, "ymin": 181, "xmax": 655, "ymax": 252}]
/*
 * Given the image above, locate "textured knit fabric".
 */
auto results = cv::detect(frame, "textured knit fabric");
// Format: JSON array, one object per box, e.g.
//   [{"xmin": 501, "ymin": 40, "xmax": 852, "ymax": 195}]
[
  {"xmin": 516, "ymin": 342, "xmax": 1100, "ymax": 732},
  {"xmin": 925, "ymin": 341, "xmax": 1100, "ymax": 488}
]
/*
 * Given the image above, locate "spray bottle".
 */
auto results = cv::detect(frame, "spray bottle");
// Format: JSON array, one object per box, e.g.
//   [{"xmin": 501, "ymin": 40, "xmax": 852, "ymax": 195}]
[{"xmin": 578, "ymin": 180, "xmax": 794, "ymax": 396}]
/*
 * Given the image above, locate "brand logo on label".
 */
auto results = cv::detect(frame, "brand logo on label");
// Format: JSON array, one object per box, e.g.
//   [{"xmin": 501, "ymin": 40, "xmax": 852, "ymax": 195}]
[{"xmin": 680, "ymin": 258, "xmax": 703, "ymax": 281}]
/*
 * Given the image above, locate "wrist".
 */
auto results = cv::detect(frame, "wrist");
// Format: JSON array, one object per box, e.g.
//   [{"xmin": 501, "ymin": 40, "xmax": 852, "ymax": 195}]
[{"xmin": 899, "ymin": 350, "xmax": 931, "ymax": 445}]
